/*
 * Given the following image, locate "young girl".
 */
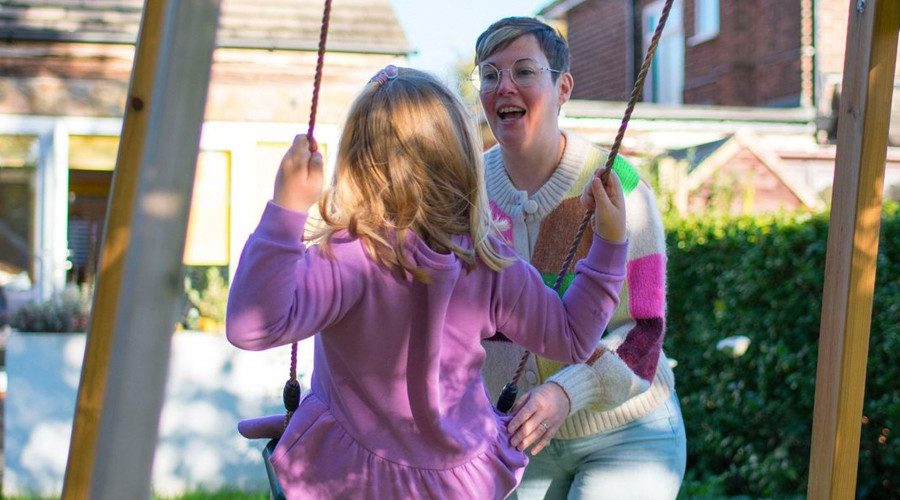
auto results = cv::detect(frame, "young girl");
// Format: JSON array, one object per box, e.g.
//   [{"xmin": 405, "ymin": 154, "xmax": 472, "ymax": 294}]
[{"xmin": 226, "ymin": 66, "xmax": 628, "ymax": 499}]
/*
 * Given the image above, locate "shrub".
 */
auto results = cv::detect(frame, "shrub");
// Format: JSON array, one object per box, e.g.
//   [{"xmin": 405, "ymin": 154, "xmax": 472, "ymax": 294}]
[
  {"xmin": 10, "ymin": 283, "xmax": 91, "ymax": 333},
  {"xmin": 666, "ymin": 203, "xmax": 900, "ymax": 498},
  {"xmin": 182, "ymin": 266, "xmax": 228, "ymax": 331}
]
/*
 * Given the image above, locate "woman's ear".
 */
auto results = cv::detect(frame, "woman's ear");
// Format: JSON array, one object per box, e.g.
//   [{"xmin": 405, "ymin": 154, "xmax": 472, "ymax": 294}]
[{"xmin": 558, "ymin": 72, "xmax": 574, "ymax": 108}]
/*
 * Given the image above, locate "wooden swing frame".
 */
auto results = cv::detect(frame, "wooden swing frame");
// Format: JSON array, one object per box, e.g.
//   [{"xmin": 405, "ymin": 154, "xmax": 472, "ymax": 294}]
[{"xmin": 59, "ymin": 0, "xmax": 899, "ymax": 499}]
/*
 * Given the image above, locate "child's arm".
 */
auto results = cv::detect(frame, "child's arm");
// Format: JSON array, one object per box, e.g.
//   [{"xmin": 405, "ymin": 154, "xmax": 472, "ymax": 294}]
[
  {"xmin": 495, "ymin": 171, "xmax": 628, "ymax": 364},
  {"xmin": 507, "ymin": 181, "xmax": 662, "ymax": 455},
  {"xmin": 226, "ymin": 135, "xmax": 335, "ymax": 350},
  {"xmin": 546, "ymin": 183, "xmax": 667, "ymax": 414}
]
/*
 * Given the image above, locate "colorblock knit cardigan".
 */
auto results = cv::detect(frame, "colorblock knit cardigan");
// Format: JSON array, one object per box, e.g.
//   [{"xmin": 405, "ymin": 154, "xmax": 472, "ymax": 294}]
[{"xmin": 482, "ymin": 131, "xmax": 676, "ymax": 438}]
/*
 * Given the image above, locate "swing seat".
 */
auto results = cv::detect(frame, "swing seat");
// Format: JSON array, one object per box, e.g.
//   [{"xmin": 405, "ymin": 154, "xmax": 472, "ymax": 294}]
[
  {"xmin": 263, "ymin": 439, "xmax": 287, "ymax": 500},
  {"xmin": 238, "ymin": 414, "xmax": 288, "ymax": 500}
]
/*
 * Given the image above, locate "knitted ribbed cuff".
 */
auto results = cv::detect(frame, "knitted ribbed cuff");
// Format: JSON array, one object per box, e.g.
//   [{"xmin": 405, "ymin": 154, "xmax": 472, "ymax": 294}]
[
  {"xmin": 549, "ymin": 349, "xmax": 648, "ymax": 415},
  {"xmin": 547, "ymin": 363, "xmax": 602, "ymax": 416}
]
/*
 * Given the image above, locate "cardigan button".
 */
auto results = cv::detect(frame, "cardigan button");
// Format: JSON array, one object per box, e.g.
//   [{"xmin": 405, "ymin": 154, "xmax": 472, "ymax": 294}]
[
  {"xmin": 525, "ymin": 370, "xmax": 538, "ymax": 384},
  {"xmin": 522, "ymin": 199, "xmax": 539, "ymax": 214}
]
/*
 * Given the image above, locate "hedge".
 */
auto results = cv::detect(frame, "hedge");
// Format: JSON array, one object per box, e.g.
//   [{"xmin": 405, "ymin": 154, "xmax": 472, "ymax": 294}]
[{"xmin": 666, "ymin": 203, "xmax": 900, "ymax": 499}]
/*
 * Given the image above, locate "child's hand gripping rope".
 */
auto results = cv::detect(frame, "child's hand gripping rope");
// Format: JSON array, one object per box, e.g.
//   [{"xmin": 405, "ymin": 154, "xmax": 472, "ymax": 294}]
[
  {"xmin": 581, "ymin": 170, "xmax": 626, "ymax": 243},
  {"xmin": 273, "ymin": 134, "xmax": 325, "ymax": 212}
]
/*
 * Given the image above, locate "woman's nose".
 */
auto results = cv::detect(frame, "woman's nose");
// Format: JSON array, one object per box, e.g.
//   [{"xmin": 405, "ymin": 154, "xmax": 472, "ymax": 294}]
[{"xmin": 496, "ymin": 71, "xmax": 517, "ymax": 94}]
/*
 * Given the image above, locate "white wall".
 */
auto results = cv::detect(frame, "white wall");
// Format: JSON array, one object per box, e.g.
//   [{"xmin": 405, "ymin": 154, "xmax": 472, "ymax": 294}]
[{"xmin": 4, "ymin": 330, "xmax": 315, "ymax": 497}]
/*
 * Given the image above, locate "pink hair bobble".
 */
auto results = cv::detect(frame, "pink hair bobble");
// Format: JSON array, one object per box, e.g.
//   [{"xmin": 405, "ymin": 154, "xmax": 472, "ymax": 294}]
[{"xmin": 370, "ymin": 64, "xmax": 399, "ymax": 86}]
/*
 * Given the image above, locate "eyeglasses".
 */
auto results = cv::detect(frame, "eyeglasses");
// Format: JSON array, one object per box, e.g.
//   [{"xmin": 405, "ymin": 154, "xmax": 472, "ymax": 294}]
[{"xmin": 470, "ymin": 58, "xmax": 561, "ymax": 93}]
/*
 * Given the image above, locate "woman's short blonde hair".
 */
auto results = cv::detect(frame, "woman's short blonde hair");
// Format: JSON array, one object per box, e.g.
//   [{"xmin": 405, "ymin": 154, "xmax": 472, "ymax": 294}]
[
  {"xmin": 312, "ymin": 67, "xmax": 512, "ymax": 282},
  {"xmin": 475, "ymin": 17, "xmax": 570, "ymax": 78}
]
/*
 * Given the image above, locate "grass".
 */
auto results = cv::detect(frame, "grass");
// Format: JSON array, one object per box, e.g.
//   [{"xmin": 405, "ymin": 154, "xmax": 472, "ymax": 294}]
[
  {"xmin": 2, "ymin": 489, "xmax": 269, "ymax": 500},
  {"xmin": 155, "ymin": 491, "xmax": 269, "ymax": 500}
]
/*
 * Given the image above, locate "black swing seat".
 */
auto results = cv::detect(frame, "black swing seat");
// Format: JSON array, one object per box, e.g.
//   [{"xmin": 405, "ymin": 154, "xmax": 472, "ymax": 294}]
[
  {"xmin": 237, "ymin": 414, "xmax": 289, "ymax": 500},
  {"xmin": 263, "ymin": 438, "xmax": 287, "ymax": 500}
]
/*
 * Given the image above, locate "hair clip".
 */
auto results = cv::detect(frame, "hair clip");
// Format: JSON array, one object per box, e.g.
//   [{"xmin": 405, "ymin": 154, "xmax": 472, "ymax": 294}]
[{"xmin": 369, "ymin": 65, "xmax": 399, "ymax": 86}]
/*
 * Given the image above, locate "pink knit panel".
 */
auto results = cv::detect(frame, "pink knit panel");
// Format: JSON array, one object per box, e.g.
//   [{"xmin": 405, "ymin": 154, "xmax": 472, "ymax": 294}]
[
  {"xmin": 626, "ymin": 253, "xmax": 666, "ymax": 319},
  {"xmin": 489, "ymin": 201, "xmax": 514, "ymax": 244}
]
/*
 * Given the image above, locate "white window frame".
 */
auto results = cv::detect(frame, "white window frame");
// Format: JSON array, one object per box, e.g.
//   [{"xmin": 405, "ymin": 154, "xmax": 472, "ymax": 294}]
[{"xmin": 690, "ymin": 0, "xmax": 719, "ymax": 45}]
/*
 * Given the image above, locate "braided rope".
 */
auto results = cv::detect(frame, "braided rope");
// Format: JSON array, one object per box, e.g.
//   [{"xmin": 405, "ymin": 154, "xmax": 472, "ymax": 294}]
[
  {"xmin": 499, "ymin": 0, "xmax": 675, "ymax": 409},
  {"xmin": 305, "ymin": 0, "xmax": 333, "ymax": 151},
  {"xmin": 283, "ymin": 0, "xmax": 333, "ymax": 428}
]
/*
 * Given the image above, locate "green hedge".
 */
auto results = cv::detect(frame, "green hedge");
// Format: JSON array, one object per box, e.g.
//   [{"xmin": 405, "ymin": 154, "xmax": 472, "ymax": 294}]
[{"xmin": 666, "ymin": 203, "xmax": 900, "ymax": 499}]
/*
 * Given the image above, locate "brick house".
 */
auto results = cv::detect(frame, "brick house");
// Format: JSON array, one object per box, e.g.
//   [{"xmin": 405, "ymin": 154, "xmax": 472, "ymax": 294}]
[
  {"xmin": 0, "ymin": 0, "xmax": 410, "ymax": 302},
  {"xmin": 539, "ymin": 0, "xmax": 900, "ymax": 215}
]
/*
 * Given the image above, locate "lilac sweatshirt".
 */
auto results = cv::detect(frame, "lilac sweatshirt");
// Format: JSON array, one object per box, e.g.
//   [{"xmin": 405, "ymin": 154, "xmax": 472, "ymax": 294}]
[{"xmin": 226, "ymin": 202, "xmax": 627, "ymax": 499}]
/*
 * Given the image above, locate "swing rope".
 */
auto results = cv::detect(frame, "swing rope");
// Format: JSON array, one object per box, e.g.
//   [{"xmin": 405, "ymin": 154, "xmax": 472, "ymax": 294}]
[
  {"xmin": 496, "ymin": 0, "xmax": 676, "ymax": 414},
  {"xmin": 281, "ymin": 0, "xmax": 333, "ymax": 430},
  {"xmin": 306, "ymin": 0, "xmax": 333, "ymax": 152}
]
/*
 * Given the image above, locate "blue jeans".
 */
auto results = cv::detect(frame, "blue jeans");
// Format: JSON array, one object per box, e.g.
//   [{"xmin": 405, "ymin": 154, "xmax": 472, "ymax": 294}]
[{"xmin": 511, "ymin": 393, "xmax": 686, "ymax": 500}]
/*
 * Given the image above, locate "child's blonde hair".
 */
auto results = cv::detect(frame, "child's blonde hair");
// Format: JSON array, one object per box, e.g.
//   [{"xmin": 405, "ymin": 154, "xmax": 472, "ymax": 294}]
[{"xmin": 312, "ymin": 67, "xmax": 512, "ymax": 282}]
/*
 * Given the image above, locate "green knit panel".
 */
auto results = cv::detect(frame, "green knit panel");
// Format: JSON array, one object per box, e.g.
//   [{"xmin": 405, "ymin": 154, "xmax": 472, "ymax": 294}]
[
  {"xmin": 611, "ymin": 154, "xmax": 640, "ymax": 194},
  {"xmin": 568, "ymin": 151, "xmax": 640, "ymax": 197},
  {"xmin": 542, "ymin": 272, "xmax": 575, "ymax": 297}
]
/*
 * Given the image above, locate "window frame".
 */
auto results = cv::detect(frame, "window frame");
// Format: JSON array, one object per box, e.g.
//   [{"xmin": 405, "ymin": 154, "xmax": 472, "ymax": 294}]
[{"xmin": 690, "ymin": 0, "xmax": 719, "ymax": 46}]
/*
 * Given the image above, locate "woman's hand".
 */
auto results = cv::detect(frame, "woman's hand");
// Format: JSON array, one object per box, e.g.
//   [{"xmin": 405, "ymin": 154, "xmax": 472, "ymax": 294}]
[
  {"xmin": 273, "ymin": 134, "xmax": 324, "ymax": 213},
  {"xmin": 507, "ymin": 382, "xmax": 571, "ymax": 455},
  {"xmin": 581, "ymin": 170, "xmax": 626, "ymax": 243}
]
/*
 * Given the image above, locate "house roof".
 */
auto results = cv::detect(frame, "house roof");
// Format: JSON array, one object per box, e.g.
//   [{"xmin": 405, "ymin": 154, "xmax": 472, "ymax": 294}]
[
  {"xmin": 682, "ymin": 130, "xmax": 826, "ymax": 211},
  {"xmin": 666, "ymin": 137, "xmax": 731, "ymax": 173},
  {"xmin": 0, "ymin": 0, "xmax": 411, "ymax": 55}
]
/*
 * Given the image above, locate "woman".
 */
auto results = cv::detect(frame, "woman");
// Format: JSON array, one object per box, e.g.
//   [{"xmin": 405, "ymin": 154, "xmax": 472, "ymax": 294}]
[{"xmin": 474, "ymin": 17, "xmax": 687, "ymax": 499}]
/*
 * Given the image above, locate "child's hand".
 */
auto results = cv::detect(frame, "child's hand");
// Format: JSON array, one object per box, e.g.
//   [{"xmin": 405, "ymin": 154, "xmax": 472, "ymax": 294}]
[
  {"xmin": 580, "ymin": 170, "xmax": 626, "ymax": 243},
  {"xmin": 273, "ymin": 134, "xmax": 324, "ymax": 213}
]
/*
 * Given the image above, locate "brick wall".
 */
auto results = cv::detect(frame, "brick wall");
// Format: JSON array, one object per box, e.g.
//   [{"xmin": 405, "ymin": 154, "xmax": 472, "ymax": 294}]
[
  {"xmin": 684, "ymin": 0, "xmax": 802, "ymax": 106},
  {"xmin": 813, "ymin": 0, "xmax": 900, "ymax": 140},
  {"xmin": 566, "ymin": 0, "xmax": 633, "ymax": 101},
  {"xmin": 815, "ymin": 0, "xmax": 850, "ymax": 79},
  {"xmin": 563, "ymin": 0, "xmax": 900, "ymax": 111}
]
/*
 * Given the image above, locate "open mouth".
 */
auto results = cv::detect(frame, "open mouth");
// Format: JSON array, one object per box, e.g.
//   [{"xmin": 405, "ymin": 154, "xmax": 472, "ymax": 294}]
[{"xmin": 497, "ymin": 106, "xmax": 526, "ymax": 120}]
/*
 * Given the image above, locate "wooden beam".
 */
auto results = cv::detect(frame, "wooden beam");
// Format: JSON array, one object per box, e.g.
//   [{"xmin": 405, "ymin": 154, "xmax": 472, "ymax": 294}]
[
  {"xmin": 808, "ymin": 1, "xmax": 899, "ymax": 498},
  {"xmin": 60, "ymin": 1, "xmax": 222, "ymax": 499},
  {"xmin": 61, "ymin": 1, "xmax": 165, "ymax": 497}
]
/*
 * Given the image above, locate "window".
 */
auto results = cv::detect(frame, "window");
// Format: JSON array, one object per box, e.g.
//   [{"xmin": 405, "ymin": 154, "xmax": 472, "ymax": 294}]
[
  {"xmin": 184, "ymin": 151, "xmax": 231, "ymax": 266},
  {"xmin": 694, "ymin": 0, "xmax": 719, "ymax": 42},
  {"xmin": 67, "ymin": 135, "xmax": 117, "ymax": 285},
  {"xmin": 643, "ymin": 0, "xmax": 684, "ymax": 105},
  {"xmin": 0, "ymin": 135, "xmax": 38, "ymax": 294}
]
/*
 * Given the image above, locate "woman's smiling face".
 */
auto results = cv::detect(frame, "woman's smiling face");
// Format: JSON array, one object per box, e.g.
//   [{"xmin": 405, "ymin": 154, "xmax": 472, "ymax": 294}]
[{"xmin": 478, "ymin": 34, "xmax": 571, "ymax": 153}]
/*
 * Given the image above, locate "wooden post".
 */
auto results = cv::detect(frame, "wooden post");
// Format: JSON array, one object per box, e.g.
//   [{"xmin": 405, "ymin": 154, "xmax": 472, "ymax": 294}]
[
  {"xmin": 60, "ymin": 1, "xmax": 222, "ymax": 499},
  {"xmin": 808, "ymin": 1, "xmax": 899, "ymax": 498},
  {"xmin": 61, "ymin": 2, "xmax": 164, "ymax": 497}
]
